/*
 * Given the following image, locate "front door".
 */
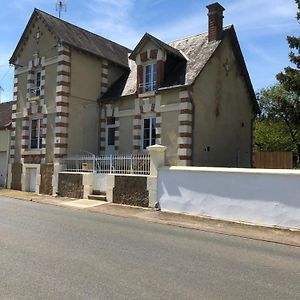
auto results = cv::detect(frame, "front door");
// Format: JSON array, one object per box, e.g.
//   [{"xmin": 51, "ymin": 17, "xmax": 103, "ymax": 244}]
[
  {"xmin": 0, "ymin": 151, "xmax": 7, "ymax": 187},
  {"xmin": 106, "ymin": 117, "xmax": 116, "ymax": 155},
  {"xmin": 28, "ymin": 168, "xmax": 37, "ymax": 192}
]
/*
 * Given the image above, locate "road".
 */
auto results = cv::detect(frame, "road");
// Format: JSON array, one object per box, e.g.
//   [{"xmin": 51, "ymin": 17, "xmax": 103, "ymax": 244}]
[{"xmin": 0, "ymin": 196, "xmax": 300, "ymax": 300}]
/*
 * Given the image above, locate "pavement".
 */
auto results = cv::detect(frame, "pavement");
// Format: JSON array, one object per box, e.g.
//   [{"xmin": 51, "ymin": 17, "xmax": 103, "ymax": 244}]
[{"xmin": 0, "ymin": 188, "xmax": 299, "ymax": 247}]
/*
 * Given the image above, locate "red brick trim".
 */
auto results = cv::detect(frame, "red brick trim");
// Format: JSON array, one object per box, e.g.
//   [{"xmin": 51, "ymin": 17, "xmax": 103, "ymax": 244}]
[
  {"xmin": 180, "ymin": 97, "xmax": 192, "ymax": 103},
  {"xmin": 56, "ymin": 91, "xmax": 70, "ymax": 97},
  {"xmin": 57, "ymin": 81, "xmax": 70, "ymax": 87},
  {"xmin": 180, "ymin": 109, "xmax": 193, "ymax": 114},
  {"xmin": 57, "ymin": 70, "xmax": 71, "ymax": 76},
  {"xmin": 180, "ymin": 121, "xmax": 193, "ymax": 126},
  {"xmin": 56, "ymin": 112, "xmax": 69, "ymax": 117},
  {"xmin": 56, "ymin": 133, "xmax": 68, "ymax": 138},
  {"xmin": 56, "ymin": 102, "xmax": 69, "ymax": 107},
  {"xmin": 179, "ymin": 144, "xmax": 192, "ymax": 149},
  {"xmin": 54, "ymin": 143, "xmax": 68, "ymax": 148},
  {"xmin": 150, "ymin": 49, "xmax": 158, "ymax": 60},
  {"xmin": 58, "ymin": 50, "xmax": 71, "ymax": 56},
  {"xmin": 56, "ymin": 122, "xmax": 68, "ymax": 127},
  {"xmin": 140, "ymin": 52, "xmax": 148, "ymax": 62},
  {"xmin": 179, "ymin": 133, "xmax": 192, "ymax": 138},
  {"xmin": 179, "ymin": 155, "xmax": 192, "ymax": 161},
  {"xmin": 58, "ymin": 61, "xmax": 71, "ymax": 67}
]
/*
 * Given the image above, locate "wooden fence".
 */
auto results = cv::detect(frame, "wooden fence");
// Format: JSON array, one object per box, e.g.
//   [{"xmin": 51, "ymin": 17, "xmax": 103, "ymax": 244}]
[{"xmin": 254, "ymin": 152, "xmax": 293, "ymax": 169}]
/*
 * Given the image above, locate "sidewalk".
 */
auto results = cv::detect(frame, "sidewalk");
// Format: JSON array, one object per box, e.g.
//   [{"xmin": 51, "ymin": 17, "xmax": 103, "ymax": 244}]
[{"xmin": 1, "ymin": 189, "xmax": 299, "ymax": 247}]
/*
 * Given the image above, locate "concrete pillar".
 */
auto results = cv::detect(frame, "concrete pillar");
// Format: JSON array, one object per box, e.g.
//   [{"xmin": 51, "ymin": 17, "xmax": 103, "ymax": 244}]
[
  {"xmin": 147, "ymin": 144, "xmax": 166, "ymax": 207},
  {"xmin": 52, "ymin": 162, "xmax": 62, "ymax": 196},
  {"xmin": 106, "ymin": 174, "xmax": 115, "ymax": 203}
]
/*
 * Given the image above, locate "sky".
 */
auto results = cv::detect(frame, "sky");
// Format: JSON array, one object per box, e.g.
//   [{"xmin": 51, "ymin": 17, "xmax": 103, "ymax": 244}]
[{"xmin": 0, "ymin": 0, "xmax": 298, "ymax": 103}]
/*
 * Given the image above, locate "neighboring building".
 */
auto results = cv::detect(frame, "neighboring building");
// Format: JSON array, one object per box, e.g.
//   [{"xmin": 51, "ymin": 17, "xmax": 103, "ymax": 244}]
[
  {"xmin": 99, "ymin": 3, "xmax": 259, "ymax": 167},
  {"xmin": 8, "ymin": 9, "xmax": 130, "ymax": 193},
  {"xmin": 0, "ymin": 101, "xmax": 13, "ymax": 187},
  {"xmin": 8, "ymin": 2, "xmax": 259, "ymax": 194}
]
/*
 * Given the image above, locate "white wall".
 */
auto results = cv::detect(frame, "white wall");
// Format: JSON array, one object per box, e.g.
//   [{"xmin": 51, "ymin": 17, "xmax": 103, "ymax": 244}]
[
  {"xmin": 157, "ymin": 167, "xmax": 300, "ymax": 229},
  {"xmin": 93, "ymin": 173, "xmax": 108, "ymax": 192}
]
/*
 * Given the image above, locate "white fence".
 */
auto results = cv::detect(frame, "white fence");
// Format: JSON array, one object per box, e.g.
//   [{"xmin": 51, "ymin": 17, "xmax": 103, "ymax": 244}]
[
  {"xmin": 61, "ymin": 154, "xmax": 150, "ymax": 175},
  {"xmin": 157, "ymin": 166, "xmax": 300, "ymax": 229}
]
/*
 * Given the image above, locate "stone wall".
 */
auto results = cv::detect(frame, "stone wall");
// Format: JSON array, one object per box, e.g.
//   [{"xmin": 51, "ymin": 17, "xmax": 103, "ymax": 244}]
[
  {"xmin": 40, "ymin": 164, "xmax": 54, "ymax": 195},
  {"xmin": 113, "ymin": 176, "xmax": 149, "ymax": 207},
  {"xmin": 11, "ymin": 163, "xmax": 22, "ymax": 191},
  {"xmin": 58, "ymin": 173, "xmax": 83, "ymax": 198}
]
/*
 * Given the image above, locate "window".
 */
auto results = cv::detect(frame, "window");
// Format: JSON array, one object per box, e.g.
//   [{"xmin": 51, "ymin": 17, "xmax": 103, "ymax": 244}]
[
  {"xmin": 35, "ymin": 71, "xmax": 41, "ymax": 96},
  {"xmin": 144, "ymin": 63, "xmax": 157, "ymax": 92},
  {"xmin": 30, "ymin": 118, "xmax": 43, "ymax": 149},
  {"xmin": 142, "ymin": 117, "xmax": 156, "ymax": 149},
  {"xmin": 106, "ymin": 117, "xmax": 116, "ymax": 146}
]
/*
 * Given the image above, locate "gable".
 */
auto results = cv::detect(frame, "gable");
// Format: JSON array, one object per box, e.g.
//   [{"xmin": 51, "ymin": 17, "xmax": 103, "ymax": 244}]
[{"xmin": 10, "ymin": 14, "xmax": 58, "ymax": 66}]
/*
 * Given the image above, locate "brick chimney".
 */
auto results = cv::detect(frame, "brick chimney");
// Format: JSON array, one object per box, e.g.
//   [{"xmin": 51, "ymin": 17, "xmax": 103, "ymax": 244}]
[{"xmin": 206, "ymin": 2, "xmax": 225, "ymax": 42}]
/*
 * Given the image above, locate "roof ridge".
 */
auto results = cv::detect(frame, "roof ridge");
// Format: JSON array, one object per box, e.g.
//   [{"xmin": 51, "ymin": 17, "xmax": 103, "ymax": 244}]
[
  {"xmin": 167, "ymin": 24, "xmax": 233, "ymax": 44},
  {"xmin": 35, "ymin": 8, "xmax": 131, "ymax": 52}
]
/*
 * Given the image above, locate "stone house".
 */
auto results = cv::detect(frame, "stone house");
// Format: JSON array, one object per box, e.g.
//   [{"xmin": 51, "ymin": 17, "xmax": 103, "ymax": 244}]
[
  {"xmin": 8, "ymin": 9, "xmax": 130, "ymax": 193},
  {"xmin": 8, "ymin": 2, "xmax": 259, "ymax": 194},
  {"xmin": 99, "ymin": 3, "xmax": 259, "ymax": 167},
  {"xmin": 0, "ymin": 101, "xmax": 12, "ymax": 187}
]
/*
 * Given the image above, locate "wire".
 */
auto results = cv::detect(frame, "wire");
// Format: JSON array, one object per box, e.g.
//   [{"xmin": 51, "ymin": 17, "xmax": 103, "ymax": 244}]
[{"xmin": 0, "ymin": 67, "xmax": 12, "ymax": 83}]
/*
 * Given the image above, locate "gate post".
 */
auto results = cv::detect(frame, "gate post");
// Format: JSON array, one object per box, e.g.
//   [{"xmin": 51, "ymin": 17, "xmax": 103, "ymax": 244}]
[{"xmin": 147, "ymin": 144, "xmax": 166, "ymax": 207}]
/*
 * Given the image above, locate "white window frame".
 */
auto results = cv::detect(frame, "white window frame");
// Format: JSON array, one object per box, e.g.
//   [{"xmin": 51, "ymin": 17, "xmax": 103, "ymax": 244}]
[
  {"xmin": 143, "ymin": 63, "xmax": 157, "ymax": 93},
  {"xmin": 141, "ymin": 116, "xmax": 156, "ymax": 150},
  {"xmin": 29, "ymin": 117, "xmax": 43, "ymax": 150}
]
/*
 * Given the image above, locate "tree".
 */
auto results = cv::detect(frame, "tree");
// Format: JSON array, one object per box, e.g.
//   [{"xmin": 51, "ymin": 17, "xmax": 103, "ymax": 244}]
[
  {"xmin": 276, "ymin": 0, "xmax": 300, "ymax": 96},
  {"xmin": 256, "ymin": 85, "xmax": 300, "ymax": 164},
  {"xmin": 255, "ymin": 1, "xmax": 300, "ymax": 166}
]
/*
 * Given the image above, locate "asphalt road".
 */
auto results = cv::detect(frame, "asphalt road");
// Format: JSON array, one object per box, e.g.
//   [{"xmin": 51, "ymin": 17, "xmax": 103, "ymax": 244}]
[{"xmin": 0, "ymin": 196, "xmax": 300, "ymax": 300}]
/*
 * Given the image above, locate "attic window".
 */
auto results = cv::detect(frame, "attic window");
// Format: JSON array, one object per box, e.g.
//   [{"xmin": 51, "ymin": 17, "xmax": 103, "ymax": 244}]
[{"xmin": 143, "ymin": 63, "xmax": 157, "ymax": 92}]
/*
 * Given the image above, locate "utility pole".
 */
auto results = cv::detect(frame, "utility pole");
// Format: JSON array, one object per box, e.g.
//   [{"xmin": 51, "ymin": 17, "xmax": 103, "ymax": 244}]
[
  {"xmin": 0, "ymin": 85, "xmax": 3, "ymax": 103},
  {"xmin": 56, "ymin": 0, "xmax": 67, "ymax": 19}
]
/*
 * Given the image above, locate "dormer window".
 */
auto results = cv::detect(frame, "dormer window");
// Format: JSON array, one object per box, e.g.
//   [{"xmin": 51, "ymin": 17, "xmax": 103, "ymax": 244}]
[{"xmin": 144, "ymin": 63, "xmax": 157, "ymax": 92}]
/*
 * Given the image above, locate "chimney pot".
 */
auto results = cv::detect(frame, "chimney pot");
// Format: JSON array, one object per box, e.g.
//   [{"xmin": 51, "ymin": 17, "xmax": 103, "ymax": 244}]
[{"xmin": 206, "ymin": 2, "xmax": 225, "ymax": 42}]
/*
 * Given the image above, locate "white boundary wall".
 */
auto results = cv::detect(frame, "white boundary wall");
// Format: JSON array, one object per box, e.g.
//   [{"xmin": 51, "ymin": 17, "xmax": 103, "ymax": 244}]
[{"xmin": 157, "ymin": 167, "xmax": 300, "ymax": 229}]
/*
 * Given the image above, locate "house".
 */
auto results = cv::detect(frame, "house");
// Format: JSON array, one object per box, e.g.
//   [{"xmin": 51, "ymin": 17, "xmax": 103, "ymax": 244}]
[
  {"xmin": 8, "ymin": 8, "xmax": 130, "ymax": 193},
  {"xmin": 0, "ymin": 101, "xmax": 12, "ymax": 187},
  {"xmin": 8, "ymin": 2, "xmax": 259, "ymax": 195},
  {"xmin": 99, "ymin": 2, "xmax": 259, "ymax": 167}
]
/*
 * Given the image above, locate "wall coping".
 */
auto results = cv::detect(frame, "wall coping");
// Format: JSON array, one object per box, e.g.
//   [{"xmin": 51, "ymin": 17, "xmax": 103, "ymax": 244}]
[{"xmin": 160, "ymin": 166, "xmax": 300, "ymax": 176}]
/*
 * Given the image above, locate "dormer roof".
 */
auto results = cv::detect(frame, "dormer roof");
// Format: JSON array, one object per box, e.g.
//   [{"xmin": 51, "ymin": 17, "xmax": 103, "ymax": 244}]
[{"xmin": 129, "ymin": 33, "xmax": 186, "ymax": 61}]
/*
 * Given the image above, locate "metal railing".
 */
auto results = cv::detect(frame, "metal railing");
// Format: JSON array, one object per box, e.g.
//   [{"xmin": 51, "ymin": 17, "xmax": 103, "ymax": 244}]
[
  {"xmin": 138, "ymin": 81, "xmax": 156, "ymax": 93},
  {"xmin": 61, "ymin": 154, "xmax": 150, "ymax": 175}
]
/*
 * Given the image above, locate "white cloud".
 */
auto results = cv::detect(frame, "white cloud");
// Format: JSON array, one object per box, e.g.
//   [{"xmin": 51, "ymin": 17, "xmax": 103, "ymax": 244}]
[{"xmin": 78, "ymin": 0, "xmax": 141, "ymax": 48}]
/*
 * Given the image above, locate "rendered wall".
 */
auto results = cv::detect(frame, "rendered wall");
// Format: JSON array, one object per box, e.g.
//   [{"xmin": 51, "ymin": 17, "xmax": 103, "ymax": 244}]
[
  {"xmin": 192, "ymin": 36, "xmax": 255, "ymax": 167},
  {"xmin": 158, "ymin": 167, "xmax": 300, "ymax": 229}
]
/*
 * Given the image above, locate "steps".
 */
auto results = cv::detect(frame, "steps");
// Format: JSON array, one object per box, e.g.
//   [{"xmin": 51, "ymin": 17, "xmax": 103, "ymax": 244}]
[{"xmin": 88, "ymin": 191, "xmax": 107, "ymax": 201}]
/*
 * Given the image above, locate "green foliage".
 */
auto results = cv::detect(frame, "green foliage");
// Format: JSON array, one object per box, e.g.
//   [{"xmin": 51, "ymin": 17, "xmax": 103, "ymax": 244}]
[
  {"xmin": 256, "ymin": 85, "xmax": 300, "ymax": 164},
  {"xmin": 255, "ymin": 118, "xmax": 295, "ymax": 152},
  {"xmin": 255, "ymin": 1, "xmax": 300, "ymax": 166},
  {"xmin": 276, "ymin": 0, "xmax": 300, "ymax": 96}
]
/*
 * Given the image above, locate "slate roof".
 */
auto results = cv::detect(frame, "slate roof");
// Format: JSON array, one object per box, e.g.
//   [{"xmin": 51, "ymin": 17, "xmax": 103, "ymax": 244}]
[
  {"xmin": 0, "ymin": 101, "xmax": 13, "ymax": 129},
  {"xmin": 102, "ymin": 27, "xmax": 225, "ymax": 99},
  {"xmin": 10, "ymin": 9, "xmax": 131, "ymax": 68},
  {"xmin": 129, "ymin": 33, "xmax": 185, "ymax": 60}
]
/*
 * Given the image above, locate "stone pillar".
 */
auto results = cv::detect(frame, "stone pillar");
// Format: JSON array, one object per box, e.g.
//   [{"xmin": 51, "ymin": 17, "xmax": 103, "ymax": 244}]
[{"xmin": 147, "ymin": 144, "xmax": 166, "ymax": 207}]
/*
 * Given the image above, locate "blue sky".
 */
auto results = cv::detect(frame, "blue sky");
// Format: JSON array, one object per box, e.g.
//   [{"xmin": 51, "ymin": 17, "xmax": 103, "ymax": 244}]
[{"xmin": 0, "ymin": 0, "xmax": 298, "ymax": 103}]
